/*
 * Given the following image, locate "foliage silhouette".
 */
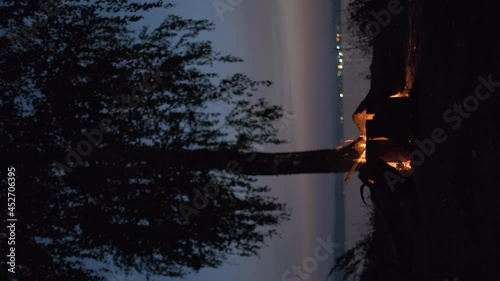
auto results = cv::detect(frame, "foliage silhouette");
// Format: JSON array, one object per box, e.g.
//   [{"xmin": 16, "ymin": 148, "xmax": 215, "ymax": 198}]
[{"xmin": 1, "ymin": 0, "xmax": 359, "ymax": 279}]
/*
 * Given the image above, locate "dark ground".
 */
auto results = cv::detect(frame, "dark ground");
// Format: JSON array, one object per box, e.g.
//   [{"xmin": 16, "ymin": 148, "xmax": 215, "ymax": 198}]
[
  {"xmin": 412, "ymin": 0, "xmax": 500, "ymax": 280},
  {"xmin": 358, "ymin": 0, "xmax": 500, "ymax": 280}
]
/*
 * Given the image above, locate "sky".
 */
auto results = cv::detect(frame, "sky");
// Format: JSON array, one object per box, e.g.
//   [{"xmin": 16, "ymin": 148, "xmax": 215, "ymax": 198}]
[{"xmin": 107, "ymin": 1, "xmax": 372, "ymax": 280}]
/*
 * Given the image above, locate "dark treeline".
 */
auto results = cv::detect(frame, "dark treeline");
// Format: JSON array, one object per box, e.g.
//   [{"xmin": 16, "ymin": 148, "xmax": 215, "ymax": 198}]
[{"xmin": 0, "ymin": 0, "xmax": 362, "ymax": 280}]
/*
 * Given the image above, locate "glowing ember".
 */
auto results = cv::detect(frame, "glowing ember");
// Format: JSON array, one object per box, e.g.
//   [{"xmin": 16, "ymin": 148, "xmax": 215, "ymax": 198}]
[
  {"xmin": 353, "ymin": 137, "xmax": 367, "ymax": 154},
  {"xmin": 345, "ymin": 110, "xmax": 372, "ymax": 184},
  {"xmin": 401, "ymin": 160, "xmax": 412, "ymax": 170},
  {"xmin": 389, "ymin": 92, "xmax": 410, "ymax": 98},
  {"xmin": 387, "ymin": 160, "xmax": 412, "ymax": 172},
  {"xmin": 345, "ymin": 141, "xmax": 366, "ymax": 184},
  {"xmin": 358, "ymin": 149, "xmax": 366, "ymax": 163}
]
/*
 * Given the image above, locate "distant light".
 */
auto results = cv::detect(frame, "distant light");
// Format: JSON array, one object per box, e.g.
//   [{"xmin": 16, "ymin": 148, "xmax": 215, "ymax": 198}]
[
  {"xmin": 339, "ymin": 52, "xmax": 343, "ymax": 56},
  {"xmin": 336, "ymin": 46, "xmax": 340, "ymax": 49},
  {"xmin": 340, "ymin": 93, "xmax": 344, "ymax": 98},
  {"xmin": 340, "ymin": 116, "xmax": 344, "ymax": 121},
  {"xmin": 338, "ymin": 65, "xmax": 343, "ymax": 69},
  {"xmin": 339, "ymin": 59, "xmax": 343, "ymax": 62}
]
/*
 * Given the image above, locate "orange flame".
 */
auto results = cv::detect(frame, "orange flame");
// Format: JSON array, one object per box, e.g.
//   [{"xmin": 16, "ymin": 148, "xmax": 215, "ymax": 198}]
[{"xmin": 389, "ymin": 92, "xmax": 410, "ymax": 98}]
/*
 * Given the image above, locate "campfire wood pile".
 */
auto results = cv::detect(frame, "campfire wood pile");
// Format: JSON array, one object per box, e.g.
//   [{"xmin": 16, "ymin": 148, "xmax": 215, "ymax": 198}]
[{"xmin": 345, "ymin": 93, "xmax": 414, "ymax": 186}]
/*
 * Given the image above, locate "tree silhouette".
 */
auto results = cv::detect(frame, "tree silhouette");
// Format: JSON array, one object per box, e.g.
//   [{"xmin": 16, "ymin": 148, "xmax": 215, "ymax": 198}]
[{"xmin": 0, "ymin": 0, "xmax": 360, "ymax": 280}]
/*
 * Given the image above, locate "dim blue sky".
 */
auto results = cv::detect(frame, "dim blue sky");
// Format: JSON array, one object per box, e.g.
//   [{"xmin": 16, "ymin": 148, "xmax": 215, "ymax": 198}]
[{"xmin": 102, "ymin": 1, "xmax": 372, "ymax": 280}]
